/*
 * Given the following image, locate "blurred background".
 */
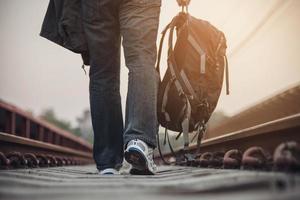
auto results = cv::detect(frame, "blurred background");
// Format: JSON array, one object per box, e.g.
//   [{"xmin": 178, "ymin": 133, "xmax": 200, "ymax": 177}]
[{"xmin": 0, "ymin": 0, "xmax": 299, "ymax": 147}]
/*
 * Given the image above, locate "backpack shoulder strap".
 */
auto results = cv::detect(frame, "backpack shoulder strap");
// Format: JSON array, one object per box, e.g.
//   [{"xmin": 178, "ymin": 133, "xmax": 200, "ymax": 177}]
[
  {"xmin": 225, "ymin": 56, "xmax": 230, "ymax": 95},
  {"xmin": 156, "ymin": 13, "xmax": 185, "ymax": 76},
  {"xmin": 156, "ymin": 22, "xmax": 172, "ymax": 75},
  {"xmin": 156, "ymin": 127, "xmax": 172, "ymax": 165}
]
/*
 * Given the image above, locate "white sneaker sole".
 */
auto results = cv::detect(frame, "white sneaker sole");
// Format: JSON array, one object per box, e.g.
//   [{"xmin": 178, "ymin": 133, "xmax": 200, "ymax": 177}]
[{"xmin": 124, "ymin": 147, "xmax": 154, "ymax": 175}]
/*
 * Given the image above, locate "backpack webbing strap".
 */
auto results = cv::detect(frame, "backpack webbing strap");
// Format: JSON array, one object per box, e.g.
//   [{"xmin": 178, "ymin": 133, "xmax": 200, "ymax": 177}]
[
  {"xmin": 179, "ymin": 70, "xmax": 198, "ymax": 99},
  {"xmin": 225, "ymin": 56, "xmax": 230, "ymax": 95},
  {"xmin": 187, "ymin": 34, "xmax": 206, "ymax": 74},
  {"xmin": 181, "ymin": 96, "xmax": 192, "ymax": 150},
  {"xmin": 196, "ymin": 124, "xmax": 205, "ymax": 152},
  {"xmin": 156, "ymin": 129, "xmax": 171, "ymax": 165},
  {"xmin": 166, "ymin": 128, "xmax": 177, "ymax": 159},
  {"xmin": 168, "ymin": 61, "xmax": 184, "ymax": 95},
  {"xmin": 161, "ymin": 77, "xmax": 176, "ymax": 123},
  {"xmin": 191, "ymin": 131, "xmax": 198, "ymax": 143},
  {"xmin": 163, "ymin": 127, "xmax": 167, "ymax": 145},
  {"xmin": 156, "ymin": 127, "xmax": 180, "ymax": 165},
  {"xmin": 156, "ymin": 21, "xmax": 172, "ymax": 75},
  {"xmin": 176, "ymin": 131, "xmax": 182, "ymax": 140},
  {"xmin": 175, "ymin": 104, "xmax": 187, "ymax": 130}
]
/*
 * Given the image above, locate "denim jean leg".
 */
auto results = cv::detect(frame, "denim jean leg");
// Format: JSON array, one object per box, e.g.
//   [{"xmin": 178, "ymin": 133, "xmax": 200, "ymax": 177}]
[
  {"xmin": 82, "ymin": 0, "xmax": 124, "ymax": 170},
  {"xmin": 120, "ymin": 0, "xmax": 161, "ymax": 148}
]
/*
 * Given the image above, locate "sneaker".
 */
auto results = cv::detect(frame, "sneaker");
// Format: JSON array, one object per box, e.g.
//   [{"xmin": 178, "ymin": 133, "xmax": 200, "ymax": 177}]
[
  {"xmin": 119, "ymin": 159, "xmax": 132, "ymax": 175},
  {"xmin": 124, "ymin": 139, "xmax": 157, "ymax": 175},
  {"xmin": 99, "ymin": 168, "xmax": 119, "ymax": 175}
]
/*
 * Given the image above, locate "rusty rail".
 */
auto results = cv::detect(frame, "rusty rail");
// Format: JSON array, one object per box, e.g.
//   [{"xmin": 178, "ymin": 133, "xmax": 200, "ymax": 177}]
[
  {"xmin": 0, "ymin": 101, "xmax": 93, "ymax": 169},
  {"xmin": 155, "ymin": 113, "xmax": 300, "ymax": 172},
  {"xmin": 0, "ymin": 101, "xmax": 92, "ymax": 151}
]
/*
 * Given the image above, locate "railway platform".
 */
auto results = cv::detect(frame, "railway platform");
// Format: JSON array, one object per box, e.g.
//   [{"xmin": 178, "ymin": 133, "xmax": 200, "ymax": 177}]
[{"xmin": 0, "ymin": 165, "xmax": 300, "ymax": 200}]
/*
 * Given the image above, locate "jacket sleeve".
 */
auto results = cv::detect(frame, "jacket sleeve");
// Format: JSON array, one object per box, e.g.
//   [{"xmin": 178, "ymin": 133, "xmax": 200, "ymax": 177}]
[
  {"xmin": 40, "ymin": 0, "xmax": 90, "ymax": 65},
  {"xmin": 40, "ymin": 0, "xmax": 64, "ymax": 47}
]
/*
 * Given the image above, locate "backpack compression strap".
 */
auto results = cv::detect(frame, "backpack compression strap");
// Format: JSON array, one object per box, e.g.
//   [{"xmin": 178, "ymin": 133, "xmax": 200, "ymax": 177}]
[
  {"xmin": 225, "ymin": 56, "xmax": 230, "ymax": 95},
  {"xmin": 156, "ymin": 126, "xmax": 171, "ymax": 165}
]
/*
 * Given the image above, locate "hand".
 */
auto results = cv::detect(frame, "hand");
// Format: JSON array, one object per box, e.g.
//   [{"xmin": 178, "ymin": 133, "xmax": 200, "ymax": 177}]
[{"xmin": 176, "ymin": 0, "xmax": 190, "ymax": 6}]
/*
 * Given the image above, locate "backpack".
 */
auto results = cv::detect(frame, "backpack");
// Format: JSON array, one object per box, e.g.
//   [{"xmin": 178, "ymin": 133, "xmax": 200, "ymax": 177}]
[{"xmin": 156, "ymin": 12, "xmax": 229, "ymax": 163}]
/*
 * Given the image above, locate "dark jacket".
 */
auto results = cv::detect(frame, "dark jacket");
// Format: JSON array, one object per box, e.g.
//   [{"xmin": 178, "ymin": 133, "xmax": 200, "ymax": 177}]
[{"xmin": 40, "ymin": 0, "xmax": 89, "ymax": 65}]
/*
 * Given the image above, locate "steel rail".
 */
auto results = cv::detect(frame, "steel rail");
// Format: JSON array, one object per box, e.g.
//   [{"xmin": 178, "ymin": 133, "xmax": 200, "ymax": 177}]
[
  {"xmin": 0, "ymin": 101, "xmax": 92, "ymax": 151},
  {"xmin": 155, "ymin": 113, "xmax": 300, "ymax": 171},
  {"xmin": 0, "ymin": 101, "xmax": 94, "ymax": 169},
  {"xmin": 0, "ymin": 132, "xmax": 92, "ymax": 158},
  {"xmin": 196, "ymin": 113, "xmax": 299, "ymax": 152},
  {"xmin": 0, "ymin": 132, "xmax": 93, "ymax": 169}
]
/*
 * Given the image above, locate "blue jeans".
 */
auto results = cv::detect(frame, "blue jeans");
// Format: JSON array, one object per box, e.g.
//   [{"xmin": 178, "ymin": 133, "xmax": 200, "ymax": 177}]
[{"xmin": 82, "ymin": 0, "xmax": 161, "ymax": 170}]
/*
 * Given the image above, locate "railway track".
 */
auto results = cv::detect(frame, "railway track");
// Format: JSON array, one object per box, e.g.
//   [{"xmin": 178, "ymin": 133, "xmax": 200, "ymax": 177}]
[
  {"xmin": 0, "ymin": 132, "xmax": 93, "ymax": 169},
  {"xmin": 1, "ymin": 99, "xmax": 299, "ymax": 172},
  {"xmin": 155, "ymin": 113, "xmax": 300, "ymax": 172},
  {"xmin": 0, "ymin": 101, "xmax": 94, "ymax": 170}
]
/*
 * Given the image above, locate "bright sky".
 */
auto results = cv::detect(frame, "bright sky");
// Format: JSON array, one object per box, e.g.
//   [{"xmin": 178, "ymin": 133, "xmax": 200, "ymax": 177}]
[{"xmin": 0, "ymin": 0, "xmax": 300, "ymax": 125}]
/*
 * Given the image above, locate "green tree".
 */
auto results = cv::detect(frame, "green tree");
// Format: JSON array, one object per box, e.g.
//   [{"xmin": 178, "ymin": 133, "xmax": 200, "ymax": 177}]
[
  {"xmin": 40, "ymin": 108, "xmax": 95, "ymax": 144},
  {"xmin": 39, "ymin": 108, "xmax": 80, "ymax": 137},
  {"xmin": 75, "ymin": 109, "xmax": 94, "ymax": 144}
]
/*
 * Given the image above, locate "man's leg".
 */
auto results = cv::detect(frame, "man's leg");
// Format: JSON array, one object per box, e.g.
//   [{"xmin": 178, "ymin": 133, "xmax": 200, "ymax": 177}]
[
  {"xmin": 120, "ymin": 0, "xmax": 161, "ymax": 149},
  {"xmin": 120, "ymin": 0, "xmax": 161, "ymax": 174},
  {"xmin": 82, "ymin": 0, "xmax": 123, "ymax": 171}
]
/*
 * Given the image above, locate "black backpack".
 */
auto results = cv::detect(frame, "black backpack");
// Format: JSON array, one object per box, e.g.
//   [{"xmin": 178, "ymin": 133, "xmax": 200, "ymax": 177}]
[{"xmin": 156, "ymin": 12, "xmax": 229, "ymax": 162}]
